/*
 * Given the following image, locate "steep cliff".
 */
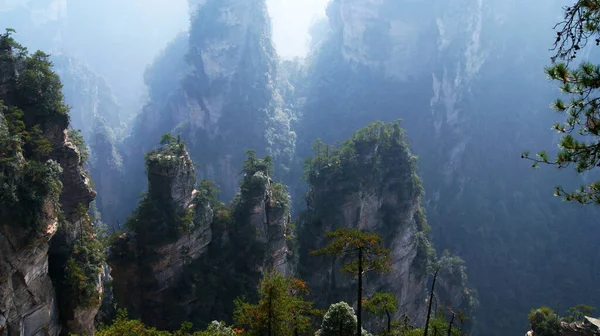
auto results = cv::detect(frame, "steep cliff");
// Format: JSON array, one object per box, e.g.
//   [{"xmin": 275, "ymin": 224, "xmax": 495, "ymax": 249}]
[
  {"xmin": 109, "ymin": 139, "xmax": 292, "ymax": 330},
  {"xmin": 298, "ymin": 121, "xmax": 474, "ymax": 327},
  {"xmin": 293, "ymin": 1, "xmax": 600, "ymax": 334},
  {"xmin": 50, "ymin": 54, "xmax": 124, "ymax": 229},
  {"xmin": 0, "ymin": 32, "xmax": 103, "ymax": 336},
  {"xmin": 119, "ymin": 0, "xmax": 295, "ymax": 220}
]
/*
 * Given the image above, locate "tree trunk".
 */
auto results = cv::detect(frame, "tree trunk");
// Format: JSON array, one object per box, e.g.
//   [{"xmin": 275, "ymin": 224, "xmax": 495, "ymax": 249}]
[
  {"xmin": 423, "ymin": 267, "xmax": 440, "ymax": 336},
  {"xmin": 268, "ymin": 287, "xmax": 273, "ymax": 336},
  {"xmin": 447, "ymin": 312, "xmax": 456, "ymax": 336},
  {"xmin": 357, "ymin": 248, "xmax": 363, "ymax": 336},
  {"xmin": 387, "ymin": 311, "xmax": 391, "ymax": 334}
]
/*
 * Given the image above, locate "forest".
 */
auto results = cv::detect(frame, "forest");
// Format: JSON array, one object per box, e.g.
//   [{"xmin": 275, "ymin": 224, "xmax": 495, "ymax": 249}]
[{"xmin": 0, "ymin": 0, "xmax": 599, "ymax": 336}]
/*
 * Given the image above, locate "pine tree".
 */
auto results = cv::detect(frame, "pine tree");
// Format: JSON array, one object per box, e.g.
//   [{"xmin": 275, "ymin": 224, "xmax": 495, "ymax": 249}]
[
  {"xmin": 522, "ymin": 0, "xmax": 600, "ymax": 204},
  {"xmin": 311, "ymin": 228, "xmax": 391, "ymax": 336},
  {"xmin": 364, "ymin": 292, "xmax": 398, "ymax": 335}
]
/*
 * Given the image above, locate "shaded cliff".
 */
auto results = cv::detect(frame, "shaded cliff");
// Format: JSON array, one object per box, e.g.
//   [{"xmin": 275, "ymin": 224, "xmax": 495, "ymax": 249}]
[
  {"xmin": 298, "ymin": 121, "xmax": 475, "ymax": 327},
  {"xmin": 0, "ymin": 32, "xmax": 103, "ymax": 335},
  {"xmin": 109, "ymin": 138, "xmax": 292, "ymax": 330}
]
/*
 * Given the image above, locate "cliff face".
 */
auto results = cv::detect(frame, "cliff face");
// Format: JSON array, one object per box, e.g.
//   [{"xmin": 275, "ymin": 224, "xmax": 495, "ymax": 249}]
[
  {"xmin": 51, "ymin": 54, "xmax": 122, "ymax": 138},
  {"xmin": 50, "ymin": 54, "xmax": 124, "ymax": 229},
  {"xmin": 0, "ymin": 33, "xmax": 102, "ymax": 336},
  {"xmin": 0, "ymin": 146, "xmax": 62, "ymax": 336},
  {"xmin": 109, "ymin": 141, "xmax": 292, "ymax": 329},
  {"xmin": 298, "ymin": 121, "xmax": 474, "ymax": 327}
]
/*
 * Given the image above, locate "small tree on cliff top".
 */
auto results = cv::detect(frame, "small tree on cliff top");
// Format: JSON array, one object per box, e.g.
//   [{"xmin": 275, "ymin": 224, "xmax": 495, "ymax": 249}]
[{"xmin": 311, "ymin": 228, "xmax": 392, "ymax": 336}]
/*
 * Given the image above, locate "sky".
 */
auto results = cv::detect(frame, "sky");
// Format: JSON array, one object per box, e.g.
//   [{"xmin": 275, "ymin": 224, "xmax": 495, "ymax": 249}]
[{"xmin": 267, "ymin": 0, "xmax": 329, "ymax": 58}]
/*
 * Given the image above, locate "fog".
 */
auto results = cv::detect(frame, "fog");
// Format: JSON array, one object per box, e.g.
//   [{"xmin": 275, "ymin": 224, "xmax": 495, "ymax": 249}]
[{"xmin": 267, "ymin": 0, "xmax": 329, "ymax": 58}]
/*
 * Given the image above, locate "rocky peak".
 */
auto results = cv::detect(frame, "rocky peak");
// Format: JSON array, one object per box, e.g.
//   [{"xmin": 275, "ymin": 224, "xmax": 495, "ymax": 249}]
[
  {"xmin": 109, "ymin": 140, "xmax": 212, "ymax": 328},
  {"xmin": 527, "ymin": 317, "xmax": 600, "ymax": 336},
  {"xmin": 146, "ymin": 140, "xmax": 196, "ymax": 207},
  {"xmin": 109, "ymin": 147, "xmax": 294, "ymax": 329},
  {"xmin": 237, "ymin": 154, "xmax": 292, "ymax": 275},
  {"xmin": 299, "ymin": 121, "xmax": 474, "ymax": 325}
]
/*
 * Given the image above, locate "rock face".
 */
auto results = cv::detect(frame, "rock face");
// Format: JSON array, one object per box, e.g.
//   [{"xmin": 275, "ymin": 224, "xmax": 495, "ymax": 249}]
[
  {"xmin": 298, "ymin": 121, "xmax": 474, "ymax": 327},
  {"xmin": 51, "ymin": 54, "xmax": 124, "ymax": 229},
  {"xmin": 243, "ymin": 170, "xmax": 291, "ymax": 275},
  {"xmin": 0, "ymin": 35, "xmax": 101, "ymax": 336},
  {"xmin": 109, "ymin": 143, "xmax": 292, "ymax": 329},
  {"xmin": 0, "ymin": 191, "xmax": 62, "ymax": 336}
]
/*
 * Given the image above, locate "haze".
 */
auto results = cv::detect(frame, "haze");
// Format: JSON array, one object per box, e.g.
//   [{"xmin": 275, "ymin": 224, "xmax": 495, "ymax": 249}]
[{"xmin": 267, "ymin": 0, "xmax": 329, "ymax": 58}]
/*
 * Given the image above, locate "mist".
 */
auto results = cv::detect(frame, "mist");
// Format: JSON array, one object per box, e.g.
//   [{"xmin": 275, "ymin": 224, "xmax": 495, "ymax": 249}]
[
  {"xmin": 1, "ymin": 1, "xmax": 600, "ymax": 336},
  {"xmin": 267, "ymin": 0, "xmax": 329, "ymax": 58}
]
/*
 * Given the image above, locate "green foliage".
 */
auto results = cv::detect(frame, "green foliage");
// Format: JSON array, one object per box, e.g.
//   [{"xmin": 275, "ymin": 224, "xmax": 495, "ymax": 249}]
[
  {"xmin": 522, "ymin": 0, "xmax": 600, "ymax": 204},
  {"xmin": 89, "ymin": 309, "xmax": 239, "ymax": 336},
  {"xmin": 126, "ymin": 136, "xmax": 196, "ymax": 244},
  {"xmin": 0, "ymin": 32, "xmax": 76, "ymax": 233},
  {"xmin": 234, "ymin": 272, "xmax": 321, "ymax": 336},
  {"xmin": 145, "ymin": 133, "xmax": 188, "ymax": 169},
  {"xmin": 315, "ymin": 302, "xmax": 372, "ymax": 336},
  {"xmin": 240, "ymin": 150, "xmax": 274, "ymax": 197},
  {"xmin": 68, "ymin": 128, "xmax": 89, "ymax": 164},
  {"xmin": 197, "ymin": 179, "xmax": 219, "ymax": 206},
  {"xmin": 268, "ymin": 182, "xmax": 289, "ymax": 210},
  {"xmin": 0, "ymin": 156, "xmax": 63, "ymax": 231},
  {"xmin": 196, "ymin": 321, "xmax": 239, "ymax": 336},
  {"xmin": 303, "ymin": 121, "xmax": 421, "ymax": 198},
  {"xmin": 312, "ymin": 228, "xmax": 391, "ymax": 336},
  {"xmin": 64, "ymin": 205, "xmax": 106, "ymax": 308},
  {"xmin": 311, "ymin": 228, "xmax": 391, "ymax": 276},
  {"xmin": 528, "ymin": 307, "xmax": 560, "ymax": 336},
  {"xmin": 0, "ymin": 28, "xmax": 27, "ymax": 57},
  {"xmin": 17, "ymin": 50, "xmax": 69, "ymax": 118},
  {"xmin": 414, "ymin": 232, "xmax": 436, "ymax": 275},
  {"xmin": 563, "ymin": 304, "xmax": 597, "ymax": 323},
  {"xmin": 364, "ymin": 292, "xmax": 398, "ymax": 334}
]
